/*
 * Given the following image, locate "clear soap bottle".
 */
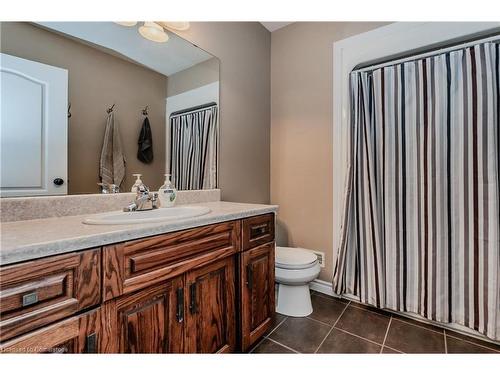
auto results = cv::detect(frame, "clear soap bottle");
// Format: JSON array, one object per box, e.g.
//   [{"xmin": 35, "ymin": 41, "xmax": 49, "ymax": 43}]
[{"xmin": 158, "ymin": 174, "xmax": 177, "ymax": 207}]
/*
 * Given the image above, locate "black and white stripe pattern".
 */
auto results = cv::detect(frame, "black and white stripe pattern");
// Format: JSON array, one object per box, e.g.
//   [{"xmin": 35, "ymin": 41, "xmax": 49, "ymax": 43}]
[
  {"xmin": 333, "ymin": 42, "xmax": 500, "ymax": 341},
  {"xmin": 169, "ymin": 105, "xmax": 218, "ymax": 190}
]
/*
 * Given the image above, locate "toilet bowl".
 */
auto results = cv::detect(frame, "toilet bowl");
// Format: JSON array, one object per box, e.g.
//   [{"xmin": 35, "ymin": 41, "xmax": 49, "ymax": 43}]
[{"xmin": 275, "ymin": 246, "xmax": 321, "ymax": 317}]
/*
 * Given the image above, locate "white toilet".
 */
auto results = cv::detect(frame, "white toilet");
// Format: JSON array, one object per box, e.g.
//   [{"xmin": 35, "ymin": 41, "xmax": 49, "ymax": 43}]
[{"xmin": 275, "ymin": 246, "xmax": 321, "ymax": 317}]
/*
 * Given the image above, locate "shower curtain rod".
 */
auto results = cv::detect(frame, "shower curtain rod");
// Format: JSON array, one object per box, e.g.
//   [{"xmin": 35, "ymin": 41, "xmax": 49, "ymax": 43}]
[
  {"xmin": 352, "ymin": 31, "xmax": 500, "ymax": 74},
  {"xmin": 170, "ymin": 102, "xmax": 217, "ymax": 118}
]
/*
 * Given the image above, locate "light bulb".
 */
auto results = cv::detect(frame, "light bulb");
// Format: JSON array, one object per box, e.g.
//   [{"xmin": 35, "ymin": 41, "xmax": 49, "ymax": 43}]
[{"xmin": 138, "ymin": 22, "xmax": 169, "ymax": 43}]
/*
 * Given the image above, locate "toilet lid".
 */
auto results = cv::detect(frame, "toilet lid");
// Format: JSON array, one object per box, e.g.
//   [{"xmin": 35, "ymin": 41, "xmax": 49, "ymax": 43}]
[{"xmin": 275, "ymin": 246, "xmax": 319, "ymax": 270}]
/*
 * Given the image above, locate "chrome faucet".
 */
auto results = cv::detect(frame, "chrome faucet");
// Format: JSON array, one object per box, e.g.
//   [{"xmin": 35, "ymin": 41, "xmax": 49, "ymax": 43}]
[{"xmin": 123, "ymin": 184, "xmax": 159, "ymax": 212}]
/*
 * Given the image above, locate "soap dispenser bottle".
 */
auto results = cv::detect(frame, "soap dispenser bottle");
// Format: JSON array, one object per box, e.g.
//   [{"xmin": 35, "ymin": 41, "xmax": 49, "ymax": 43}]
[
  {"xmin": 158, "ymin": 174, "xmax": 177, "ymax": 207},
  {"xmin": 131, "ymin": 174, "xmax": 143, "ymax": 193}
]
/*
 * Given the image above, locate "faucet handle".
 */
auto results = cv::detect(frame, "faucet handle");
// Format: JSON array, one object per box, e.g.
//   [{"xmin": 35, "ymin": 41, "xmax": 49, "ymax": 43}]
[{"xmin": 136, "ymin": 184, "xmax": 149, "ymax": 194}]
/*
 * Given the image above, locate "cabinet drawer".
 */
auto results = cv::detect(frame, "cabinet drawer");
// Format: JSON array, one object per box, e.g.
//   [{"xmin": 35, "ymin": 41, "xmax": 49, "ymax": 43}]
[
  {"xmin": 103, "ymin": 221, "xmax": 241, "ymax": 301},
  {"xmin": 0, "ymin": 308, "xmax": 100, "ymax": 354},
  {"xmin": 0, "ymin": 249, "xmax": 101, "ymax": 342},
  {"xmin": 241, "ymin": 214, "xmax": 275, "ymax": 251}
]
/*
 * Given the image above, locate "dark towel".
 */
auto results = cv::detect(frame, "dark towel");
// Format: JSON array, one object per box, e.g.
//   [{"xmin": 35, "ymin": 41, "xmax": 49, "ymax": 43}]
[{"xmin": 137, "ymin": 117, "xmax": 154, "ymax": 164}]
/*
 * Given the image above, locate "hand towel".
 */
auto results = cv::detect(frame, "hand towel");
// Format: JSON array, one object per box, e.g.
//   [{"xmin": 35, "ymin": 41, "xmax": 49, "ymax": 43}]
[
  {"xmin": 137, "ymin": 116, "xmax": 154, "ymax": 164},
  {"xmin": 99, "ymin": 111, "xmax": 126, "ymax": 187}
]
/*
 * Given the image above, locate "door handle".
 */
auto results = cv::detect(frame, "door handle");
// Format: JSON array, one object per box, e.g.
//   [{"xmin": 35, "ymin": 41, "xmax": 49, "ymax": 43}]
[
  {"xmin": 189, "ymin": 282, "xmax": 197, "ymax": 314},
  {"xmin": 176, "ymin": 287, "xmax": 184, "ymax": 323},
  {"xmin": 246, "ymin": 264, "xmax": 253, "ymax": 290},
  {"xmin": 53, "ymin": 178, "xmax": 64, "ymax": 186}
]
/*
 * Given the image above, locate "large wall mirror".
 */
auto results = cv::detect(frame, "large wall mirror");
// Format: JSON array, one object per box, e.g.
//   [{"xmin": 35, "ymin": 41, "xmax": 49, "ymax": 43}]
[{"xmin": 0, "ymin": 22, "xmax": 220, "ymax": 197}]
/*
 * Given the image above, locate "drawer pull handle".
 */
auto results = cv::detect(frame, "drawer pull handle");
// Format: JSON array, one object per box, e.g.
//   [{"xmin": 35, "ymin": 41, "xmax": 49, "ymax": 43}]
[
  {"xmin": 189, "ymin": 283, "xmax": 197, "ymax": 314},
  {"xmin": 176, "ymin": 287, "xmax": 184, "ymax": 322},
  {"xmin": 22, "ymin": 291, "xmax": 38, "ymax": 307},
  {"xmin": 246, "ymin": 265, "xmax": 254, "ymax": 290},
  {"xmin": 251, "ymin": 224, "xmax": 268, "ymax": 237},
  {"xmin": 85, "ymin": 333, "xmax": 97, "ymax": 353}
]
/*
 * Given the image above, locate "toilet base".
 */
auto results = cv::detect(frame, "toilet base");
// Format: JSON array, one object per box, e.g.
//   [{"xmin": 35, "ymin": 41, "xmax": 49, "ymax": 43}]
[{"xmin": 276, "ymin": 284, "xmax": 313, "ymax": 317}]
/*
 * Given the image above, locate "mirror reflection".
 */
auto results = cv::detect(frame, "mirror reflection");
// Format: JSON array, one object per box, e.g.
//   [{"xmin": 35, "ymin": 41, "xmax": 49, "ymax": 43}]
[{"xmin": 0, "ymin": 22, "xmax": 220, "ymax": 197}]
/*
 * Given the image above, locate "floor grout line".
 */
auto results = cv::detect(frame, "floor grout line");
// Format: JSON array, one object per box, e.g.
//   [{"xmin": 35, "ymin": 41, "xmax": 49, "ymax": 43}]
[
  {"xmin": 248, "ymin": 342, "xmax": 258, "ymax": 353},
  {"xmin": 379, "ymin": 316, "xmax": 392, "ymax": 354},
  {"xmin": 444, "ymin": 332, "xmax": 500, "ymax": 353},
  {"xmin": 348, "ymin": 303, "xmax": 393, "ymax": 319},
  {"xmin": 264, "ymin": 315, "xmax": 288, "ymax": 338},
  {"xmin": 383, "ymin": 345, "xmax": 405, "ymax": 354},
  {"xmin": 266, "ymin": 337, "xmax": 300, "ymax": 354},
  {"xmin": 313, "ymin": 301, "xmax": 351, "ymax": 354},
  {"xmin": 333, "ymin": 326, "xmax": 385, "ymax": 348},
  {"xmin": 305, "ymin": 316, "xmax": 334, "ymax": 328},
  {"xmin": 444, "ymin": 330, "xmax": 448, "ymax": 354},
  {"xmin": 391, "ymin": 315, "xmax": 446, "ymax": 335}
]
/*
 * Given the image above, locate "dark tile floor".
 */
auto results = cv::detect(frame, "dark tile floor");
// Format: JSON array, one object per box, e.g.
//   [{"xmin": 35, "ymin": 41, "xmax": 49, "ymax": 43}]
[{"xmin": 249, "ymin": 291, "xmax": 500, "ymax": 354}]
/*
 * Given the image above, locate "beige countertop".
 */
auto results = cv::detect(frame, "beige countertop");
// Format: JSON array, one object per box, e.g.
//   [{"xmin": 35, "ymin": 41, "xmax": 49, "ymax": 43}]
[{"xmin": 0, "ymin": 201, "xmax": 278, "ymax": 266}]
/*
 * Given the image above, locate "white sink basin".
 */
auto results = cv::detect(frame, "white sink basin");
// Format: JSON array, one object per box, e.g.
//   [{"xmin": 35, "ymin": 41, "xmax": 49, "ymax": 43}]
[{"xmin": 83, "ymin": 206, "xmax": 211, "ymax": 225}]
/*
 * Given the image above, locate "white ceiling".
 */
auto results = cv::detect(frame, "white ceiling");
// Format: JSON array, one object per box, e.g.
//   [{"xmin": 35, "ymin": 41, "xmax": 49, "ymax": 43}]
[
  {"xmin": 35, "ymin": 22, "xmax": 214, "ymax": 77},
  {"xmin": 260, "ymin": 22, "xmax": 293, "ymax": 32}
]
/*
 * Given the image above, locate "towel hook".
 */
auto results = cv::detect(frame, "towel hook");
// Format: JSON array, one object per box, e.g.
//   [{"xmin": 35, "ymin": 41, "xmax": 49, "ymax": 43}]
[
  {"xmin": 107, "ymin": 103, "xmax": 115, "ymax": 114},
  {"xmin": 67, "ymin": 102, "xmax": 72, "ymax": 118},
  {"xmin": 142, "ymin": 105, "xmax": 149, "ymax": 116}
]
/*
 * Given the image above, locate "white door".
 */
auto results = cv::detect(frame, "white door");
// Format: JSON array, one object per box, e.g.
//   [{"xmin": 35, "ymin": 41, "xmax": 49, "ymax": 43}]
[{"xmin": 0, "ymin": 53, "xmax": 68, "ymax": 197}]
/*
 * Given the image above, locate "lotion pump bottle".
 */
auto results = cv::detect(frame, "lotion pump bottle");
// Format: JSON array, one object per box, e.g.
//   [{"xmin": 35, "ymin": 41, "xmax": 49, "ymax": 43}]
[
  {"xmin": 131, "ymin": 174, "xmax": 143, "ymax": 193},
  {"xmin": 158, "ymin": 174, "xmax": 177, "ymax": 207}
]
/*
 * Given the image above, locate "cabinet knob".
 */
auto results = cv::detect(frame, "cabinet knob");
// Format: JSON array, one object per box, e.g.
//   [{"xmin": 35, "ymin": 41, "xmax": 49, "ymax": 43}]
[{"xmin": 53, "ymin": 178, "xmax": 64, "ymax": 186}]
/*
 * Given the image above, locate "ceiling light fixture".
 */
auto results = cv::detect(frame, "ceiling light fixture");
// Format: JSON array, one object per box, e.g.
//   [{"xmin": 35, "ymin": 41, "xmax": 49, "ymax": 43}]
[
  {"xmin": 114, "ymin": 21, "xmax": 190, "ymax": 43},
  {"xmin": 114, "ymin": 21, "xmax": 137, "ymax": 27},
  {"xmin": 138, "ymin": 22, "xmax": 169, "ymax": 43},
  {"xmin": 158, "ymin": 22, "xmax": 190, "ymax": 31}
]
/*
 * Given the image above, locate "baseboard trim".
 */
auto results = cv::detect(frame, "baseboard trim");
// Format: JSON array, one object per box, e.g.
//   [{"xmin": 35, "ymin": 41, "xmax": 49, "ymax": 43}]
[
  {"xmin": 309, "ymin": 279, "xmax": 337, "ymax": 297},
  {"xmin": 309, "ymin": 279, "xmax": 500, "ymax": 346}
]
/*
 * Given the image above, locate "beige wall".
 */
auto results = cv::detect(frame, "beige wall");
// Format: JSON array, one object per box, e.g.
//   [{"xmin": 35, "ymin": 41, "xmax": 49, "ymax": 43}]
[
  {"xmin": 173, "ymin": 23, "xmax": 271, "ymax": 203},
  {"xmin": 271, "ymin": 22, "xmax": 390, "ymax": 281},
  {"xmin": 1, "ymin": 22, "xmax": 167, "ymax": 194},
  {"xmin": 167, "ymin": 57, "xmax": 219, "ymax": 97}
]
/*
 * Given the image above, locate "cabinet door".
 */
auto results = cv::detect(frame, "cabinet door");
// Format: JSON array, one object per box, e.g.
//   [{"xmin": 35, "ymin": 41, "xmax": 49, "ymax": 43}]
[
  {"xmin": 240, "ymin": 242, "xmax": 275, "ymax": 351},
  {"xmin": 101, "ymin": 276, "xmax": 184, "ymax": 353},
  {"xmin": 185, "ymin": 256, "xmax": 236, "ymax": 353},
  {"xmin": 0, "ymin": 308, "xmax": 100, "ymax": 354}
]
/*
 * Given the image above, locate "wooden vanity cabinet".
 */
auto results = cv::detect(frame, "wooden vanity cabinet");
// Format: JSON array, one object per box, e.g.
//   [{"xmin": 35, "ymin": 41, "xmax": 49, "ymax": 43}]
[{"xmin": 0, "ymin": 213, "xmax": 275, "ymax": 354}]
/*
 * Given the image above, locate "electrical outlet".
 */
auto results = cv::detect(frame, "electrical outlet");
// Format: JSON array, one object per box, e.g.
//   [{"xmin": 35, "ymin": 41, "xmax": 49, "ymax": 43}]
[{"xmin": 311, "ymin": 250, "xmax": 325, "ymax": 268}]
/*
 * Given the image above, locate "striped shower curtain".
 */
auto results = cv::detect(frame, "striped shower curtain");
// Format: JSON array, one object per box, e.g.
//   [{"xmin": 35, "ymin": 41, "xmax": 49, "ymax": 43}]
[
  {"xmin": 169, "ymin": 105, "xmax": 218, "ymax": 190},
  {"xmin": 333, "ymin": 42, "xmax": 500, "ymax": 341}
]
